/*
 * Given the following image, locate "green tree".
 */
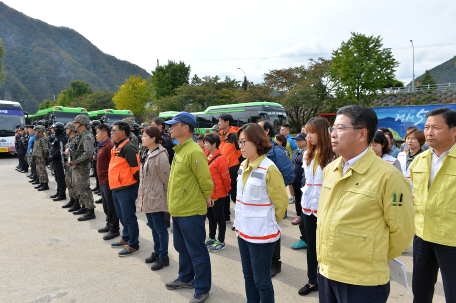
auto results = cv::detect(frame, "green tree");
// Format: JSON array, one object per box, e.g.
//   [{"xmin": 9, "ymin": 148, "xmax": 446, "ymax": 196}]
[
  {"xmin": 0, "ymin": 39, "xmax": 5, "ymax": 85},
  {"xmin": 68, "ymin": 81, "xmax": 93, "ymax": 99},
  {"xmin": 420, "ymin": 70, "xmax": 436, "ymax": 86},
  {"xmin": 56, "ymin": 90, "xmax": 72, "ymax": 106},
  {"xmin": 241, "ymin": 76, "xmax": 249, "ymax": 90},
  {"xmin": 329, "ymin": 32, "xmax": 399, "ymax": 106},
  {"xmin": 152, "ymin": 60, "xmax": 191, "ymax": 100},
  {"xmin": 383, "ymin": 79, "xmax": 404, "ymax": 88},
  {"xmin": 113, "ymin": 75, "xmax": 153, "ymax": 120}
]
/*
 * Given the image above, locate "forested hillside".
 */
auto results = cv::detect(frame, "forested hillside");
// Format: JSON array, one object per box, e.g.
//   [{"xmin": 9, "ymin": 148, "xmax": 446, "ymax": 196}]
[{"xmin": 0, "ymin": 2, "xmax": 151, "ymax": 113}]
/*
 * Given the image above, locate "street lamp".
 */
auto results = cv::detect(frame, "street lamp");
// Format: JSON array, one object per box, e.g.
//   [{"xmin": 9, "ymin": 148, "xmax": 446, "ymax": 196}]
[
  {"xmin": 410, "ymin": 40, "xmax": 415, "ymax": 92},
  {"xmin": 238, "ymin": 68, "xmax": 248, "ymax": 90}
]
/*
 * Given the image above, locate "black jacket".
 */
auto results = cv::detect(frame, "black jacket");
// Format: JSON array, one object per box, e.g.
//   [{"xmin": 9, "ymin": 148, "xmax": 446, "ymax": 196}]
[
  {"xmin": 161, "ymin": 131, "xmax": 175, "ymax": 164},
  {"xmin": 51, "ymin": 134, "xmax": 68, "ymax": 161}
]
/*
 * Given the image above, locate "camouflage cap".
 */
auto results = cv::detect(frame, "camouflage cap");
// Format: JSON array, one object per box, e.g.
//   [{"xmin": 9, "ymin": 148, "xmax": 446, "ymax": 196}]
[
  {"xmin": 122, "ymin": 118, "xmax": 134, "ymax": 128},
  {"xmin": 34, "ymin": 125, "xmax": 46, "ymax": 132},
  {"xmin": 64, "ymin": 122, "xmax": 77, "ymax": 131},
  {"xmin": 140, "ymin": 122, "xmax": 151, "ymax": 129},
  {"xmin": 73, "ymin": 114, "xmax": 91, "ymax": 125}
]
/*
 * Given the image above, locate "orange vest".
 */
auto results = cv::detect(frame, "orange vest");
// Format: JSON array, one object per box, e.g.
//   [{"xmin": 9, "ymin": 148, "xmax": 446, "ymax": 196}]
[{"xmin": 108, "ymin": 138, "xmax": 140, "ymax": 190}]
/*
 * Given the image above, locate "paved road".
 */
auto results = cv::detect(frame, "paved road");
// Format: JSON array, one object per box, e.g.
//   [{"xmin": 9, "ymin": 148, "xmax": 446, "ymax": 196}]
[{"xmin": 0, "ymin": 154, "xmax": 446, "ymax": 302}]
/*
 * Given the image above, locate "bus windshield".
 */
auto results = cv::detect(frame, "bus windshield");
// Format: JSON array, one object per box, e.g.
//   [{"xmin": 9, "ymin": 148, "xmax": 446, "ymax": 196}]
[
  {"xmin": 53, "ymin": 112, "xmax": 86, "ymax": 125},
  {"xmin": 0, "ymin": 113, "xmax": 24, "ymax": 135},
  {"xmin": 104, "ymin": 114, "xmax": 135, "ymax": 124}
]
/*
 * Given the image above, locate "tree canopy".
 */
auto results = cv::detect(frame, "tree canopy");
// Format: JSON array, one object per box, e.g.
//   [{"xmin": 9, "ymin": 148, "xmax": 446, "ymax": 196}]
[
  {"xmin": 329, "ymin": 32, "xmax": 399, "ymax": 106},
  {"xmin": 420, "ymin": 70, "xmax": 436, "ymax": 86},
  {"xmin": 151, "ymin": 60, "xmax": 191, "ymax": 100},
  {"xmin": 113, "ymin": 75, "xmax": 153, "ymax": 121}
]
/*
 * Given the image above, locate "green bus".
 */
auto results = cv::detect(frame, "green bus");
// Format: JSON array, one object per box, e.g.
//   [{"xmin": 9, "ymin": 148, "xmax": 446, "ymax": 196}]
[
  {"xmin": 159, "ymin": 102, "xmax": 288, "ymax": 133},
  {"xmin": 28, "ymin": 106, "xmax": 89, "ymax": 127},
  {"xmin": 88, "ymin": 109, "xmax": 136, "ymax": 124}
]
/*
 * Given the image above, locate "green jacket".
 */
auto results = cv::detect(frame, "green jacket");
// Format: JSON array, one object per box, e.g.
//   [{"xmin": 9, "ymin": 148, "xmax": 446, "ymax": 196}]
[{"xmin": 167, "ymin": 138, "xmax": 214, "ymax": 217}]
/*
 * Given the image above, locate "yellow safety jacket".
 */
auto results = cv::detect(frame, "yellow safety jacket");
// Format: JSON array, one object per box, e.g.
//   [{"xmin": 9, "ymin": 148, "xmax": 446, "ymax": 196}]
[
  {"xmin": 410, "ymin": 147, "xmax": 456, "ymax": 247},
  {"xmin": 317, "ymin": 149, "xmax": 415, "ymax": 286}
]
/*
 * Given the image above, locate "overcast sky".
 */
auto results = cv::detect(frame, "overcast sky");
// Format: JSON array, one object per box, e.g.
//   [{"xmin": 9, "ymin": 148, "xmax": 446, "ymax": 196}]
[{"xmin": 4, "ymin": 0, "xmax": 456, "ymax": 85}]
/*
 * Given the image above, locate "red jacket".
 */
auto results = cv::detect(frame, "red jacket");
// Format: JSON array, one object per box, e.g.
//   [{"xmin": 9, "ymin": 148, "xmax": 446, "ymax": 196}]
[
  {"xmin": 97, "ymin": 139, "xmax": 115, "ymax": 185},
  {"xmin": 219, "ymin": 126, "xmax": 241, "ymax": 168},
  {"xmin": 205, "ymin": 149, "xmax": 231, "ymax": 199}
]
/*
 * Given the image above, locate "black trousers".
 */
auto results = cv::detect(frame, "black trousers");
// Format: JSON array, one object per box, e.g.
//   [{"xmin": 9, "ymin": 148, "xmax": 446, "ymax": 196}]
[
  {"xmin": 412, "ymin": 235, "xmax": 456, "ymax": 303},
  {"xmin": 100, "ymin": 184, "xmax": 119, "ymax": 233},
  {"xmin": 17, "ymin": 150, "xmax": 28, "ymax": 170},
  {"xmin": 319, "ymin": 274, "xmax": 390, "ymax": 303},
  {"xmin": 272, "ymin": 237, "xmax": 281, "ymax": 269},
  {"xmin": 225, "ymin": 165, "xmax": 239, "ymax": 220},
  {"xmin": 53, "ymin": 160, "xmax": 66, "ymax": 195},
  {"xmin": 207, "ymin": 196, "xmax": 226, "ymax": 243},
  {"xmin": 303, "ymin": 214, "xmax": 318, "ymax": 285}
]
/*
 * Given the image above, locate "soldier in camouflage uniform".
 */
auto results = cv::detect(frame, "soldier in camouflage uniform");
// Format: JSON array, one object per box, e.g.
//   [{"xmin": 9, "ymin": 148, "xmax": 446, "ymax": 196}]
[
  {"xmin": 70, "ymin": 115, "xmax": 96, "ymax": 221},
  {"xmin": 122, "ymin": 118, "xmax": 139, "ymax": 149},
  {"xmin": 31, "ymin": 125, "xmax": 50, "ymax": 191},
  {"xmin": 62, "ymin": 122, "xmax": 80, "ymax": 211},
  {"xmin": 139, "ymin": 122, "xmax": 150, "ymax": 163}
]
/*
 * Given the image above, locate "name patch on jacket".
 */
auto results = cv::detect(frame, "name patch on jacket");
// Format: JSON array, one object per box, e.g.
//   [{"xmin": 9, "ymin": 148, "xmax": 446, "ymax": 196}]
[{"xmin": 251, "ymin": 172, "xmax": 264, "ymax": 179}]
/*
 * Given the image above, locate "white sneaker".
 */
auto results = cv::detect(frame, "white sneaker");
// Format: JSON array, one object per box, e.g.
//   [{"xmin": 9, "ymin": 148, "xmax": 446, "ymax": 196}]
[{"xmin": 289, "ymin": 195, "xmax": 295, "ymax": 204}]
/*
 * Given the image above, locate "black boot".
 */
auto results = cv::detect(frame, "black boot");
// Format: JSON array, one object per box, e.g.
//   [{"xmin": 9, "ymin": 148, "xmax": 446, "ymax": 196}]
[
  {"xmin": 34, "ymin": 183, "xmax": 43, "ymax": 189},
  {"xmin": 73, "ymin": 205, "xmax": 86, "ymax": 215},
  {"xmin": 151, "ymin": 257, "xmax": 169, "ymax": 271},
  {"xmin": 91, "ymin": 186, "xmax": 100, "ymax": 192},
  {"xmin": 68, "ymin": 200, "xmax": 81, "ymax": 212},
  {"xmin": 53, "ymin": 195, "xmax": 66, "ymax": 201},
  {"xmin": 38, "ymin": 183, "xmax": 49, "ymax": 191},
  {"xmin": 50, "ymin": 193, "xmax": 59, "ymax": 199},
  {"xmin": 31, "ymin": 180, "xmax": 40, "ymax": 185},
  {"xmin": 62, "ymin": 198, "xmax": 75, "ymax": 208},
  {"xmin": 78, "ymin": 209, "xmax": 96, "ymax": 221},
  {"xmin": 95, "ymin": 198, "xmax": 102, "ymax": 204}
]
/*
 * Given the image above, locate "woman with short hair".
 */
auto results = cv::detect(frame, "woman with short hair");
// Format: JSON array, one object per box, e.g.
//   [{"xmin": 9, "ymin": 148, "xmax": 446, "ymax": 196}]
[
  {"xmin": 397, "ymin": 128, "xmax": 425, "ymax": 192},
  {"xmin": 370, "ymin": 131, "xmax": 401, "ymax": 171},
  {"xmin": 234, "ymin": 123, "xmax": 288, "ymax": 303}
]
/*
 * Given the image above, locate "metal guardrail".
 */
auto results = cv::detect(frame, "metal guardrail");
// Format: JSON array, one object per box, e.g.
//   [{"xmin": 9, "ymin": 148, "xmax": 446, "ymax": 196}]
[{"xmin": 382, "ymin": 83, "xmax": 456, "ymax": 94}]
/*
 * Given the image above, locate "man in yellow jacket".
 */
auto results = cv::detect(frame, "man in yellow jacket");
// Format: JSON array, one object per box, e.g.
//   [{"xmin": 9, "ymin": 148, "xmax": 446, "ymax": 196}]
[
  {"xmin": 410, "ymin": 107, "xmax": 456, "ymax": 303},
  {"xmin": 317, "ymin": 105, "xmax": 415, "ymax": 303}
]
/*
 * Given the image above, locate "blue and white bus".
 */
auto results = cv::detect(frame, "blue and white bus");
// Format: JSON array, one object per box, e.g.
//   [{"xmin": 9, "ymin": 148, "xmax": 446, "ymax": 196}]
[{"xmin": 0, "ymin": 100, "xmax": 25, "ymax": 154}]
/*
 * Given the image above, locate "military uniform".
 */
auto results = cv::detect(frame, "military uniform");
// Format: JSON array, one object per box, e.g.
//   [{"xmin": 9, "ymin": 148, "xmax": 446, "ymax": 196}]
[
  {"xmin": 31, "ymin": 126, "xmax": 49, "ymax": 188},
  {"xmin": 70, "ymin": 128, "xmax": 95, "ymax": 209}
]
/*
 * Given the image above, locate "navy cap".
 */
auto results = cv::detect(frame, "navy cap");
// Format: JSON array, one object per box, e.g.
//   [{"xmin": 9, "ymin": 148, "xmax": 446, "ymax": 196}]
[
  {"xmin": 165, "ymin": 112, "xmax": 196, "ymax": 127},
  {"xmin": 15, "ymin": 124, "xmax": 22, "ymax": 128},
  {"xmin": 292, "ymin": 133, "xmax": 307, "ymax": 140},
  {"xmin": 18, "ymin": 126, "xmax": 24, "ymax": 130}
]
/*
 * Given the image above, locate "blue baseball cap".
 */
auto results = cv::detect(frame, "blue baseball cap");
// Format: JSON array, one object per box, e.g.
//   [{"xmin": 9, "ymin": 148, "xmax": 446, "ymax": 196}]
[
  {"xmin": 165, "ymin": 112, "xmax": 196, "ymax": 127},
  {"xmin": 292, "ymin": 133, "xmax": 307, "ymax": 140}
]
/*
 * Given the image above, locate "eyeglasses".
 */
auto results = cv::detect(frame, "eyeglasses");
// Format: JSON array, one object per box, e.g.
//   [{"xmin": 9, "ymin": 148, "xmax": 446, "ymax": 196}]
[
  {"xmin": 328, "ymin": 126, "xmax": 364, "ymax": 134},
  {"xmin": 111, "ymin": 129, "xmax": 121, "ymax": 133},
  {"xmin": 238, "ymin": 140, "xmax": 248, "ymax": 146}
]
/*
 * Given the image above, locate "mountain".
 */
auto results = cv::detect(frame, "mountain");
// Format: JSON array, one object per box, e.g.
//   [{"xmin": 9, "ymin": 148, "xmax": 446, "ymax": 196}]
[
  {"xmin": 0, "ymin": 2, "xmax": 151, "ymax": 113},
  {"xmin": 411, "ymin": 56, "xmax": 456, "ymax": 86}
]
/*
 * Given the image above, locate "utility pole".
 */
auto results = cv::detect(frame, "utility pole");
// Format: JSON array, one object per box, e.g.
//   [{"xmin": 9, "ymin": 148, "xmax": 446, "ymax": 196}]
[
  {"xmin": 238, "ymin": 68, "xmax": 248, "ymax": 90},
  {"xmin": 410, "ymin": 40, "xmax": 415, "ymax": 92}
]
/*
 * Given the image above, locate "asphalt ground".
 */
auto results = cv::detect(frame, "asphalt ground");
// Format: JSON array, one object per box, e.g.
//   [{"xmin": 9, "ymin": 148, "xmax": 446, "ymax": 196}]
[{"xmin": 0, "ymin": 154, "xmax": 446, "ymax": 303}]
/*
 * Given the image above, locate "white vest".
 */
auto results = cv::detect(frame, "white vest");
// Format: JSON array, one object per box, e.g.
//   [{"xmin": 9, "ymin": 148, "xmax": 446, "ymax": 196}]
[
  {"xmin": 382, "ymin": 153, "xmax": 397, "ymax": 165},
  {"xmin": 234, "ymin": 157, "xmax": 281, "ymax": 244},
  {"xmin": 301, "ymin": 157, "xmax": 323, "ymax": 217},
  {"xmin": 397, "ymin": 152, "xmax": 413, "ymax": 194}
]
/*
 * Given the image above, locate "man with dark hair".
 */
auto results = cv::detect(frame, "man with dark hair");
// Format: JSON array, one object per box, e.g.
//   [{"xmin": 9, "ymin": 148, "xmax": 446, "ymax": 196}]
[
  {"xmin": 165, "ymin": 112, "xmax": 213, "ymax": 303},
  {"xmin": 151, "ymin": 117, "xmax": 175, "ymax": 164},
  {"xmin": 280, "ymin": 124, "xmax": 297, "ymax": 153},
  {"xmin": 109, "ymin": 121, "xmax": 140, "ymax": 256},
  {"xmin": 410, "ymin": 107, "xmax": 456, "ymax": 303},
  {"xmin": 218, "ymin": 113, "xmax": 242, "ymax": 223},
  {"xmin": 31, "ymin": 125, "xmax": 50, "ymax": 191},
  {"xmin": 317, "ymin": 105, "xmax": 414, "ymax": 303},
  {"xmin": 258, "ymin": 119, "xmax": 294, "ymax": 278},
  {"xmin": 96, "ymin": 123, "xmax": 120, "ymax": 241},
  {"xmin": 49, "ymin": 122, "xmax": 67, "ymax": 201}
]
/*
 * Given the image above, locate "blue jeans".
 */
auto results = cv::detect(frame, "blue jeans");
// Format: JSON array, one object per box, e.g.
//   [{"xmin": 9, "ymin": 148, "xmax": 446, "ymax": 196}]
[
  {"xmin": 173, "ymin": 215, "xmax": 211, "ymax": 294},
  {"xmin": 238, "ymin": 237, "xmax": 276, "ymax": 303},
  {"xmin": 145, "ymin": 212, "xmax": 169, "ymax": 259},
  {"xmin": 112, "ymin": 186, "xmax": 139, "ymax": 249}
]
